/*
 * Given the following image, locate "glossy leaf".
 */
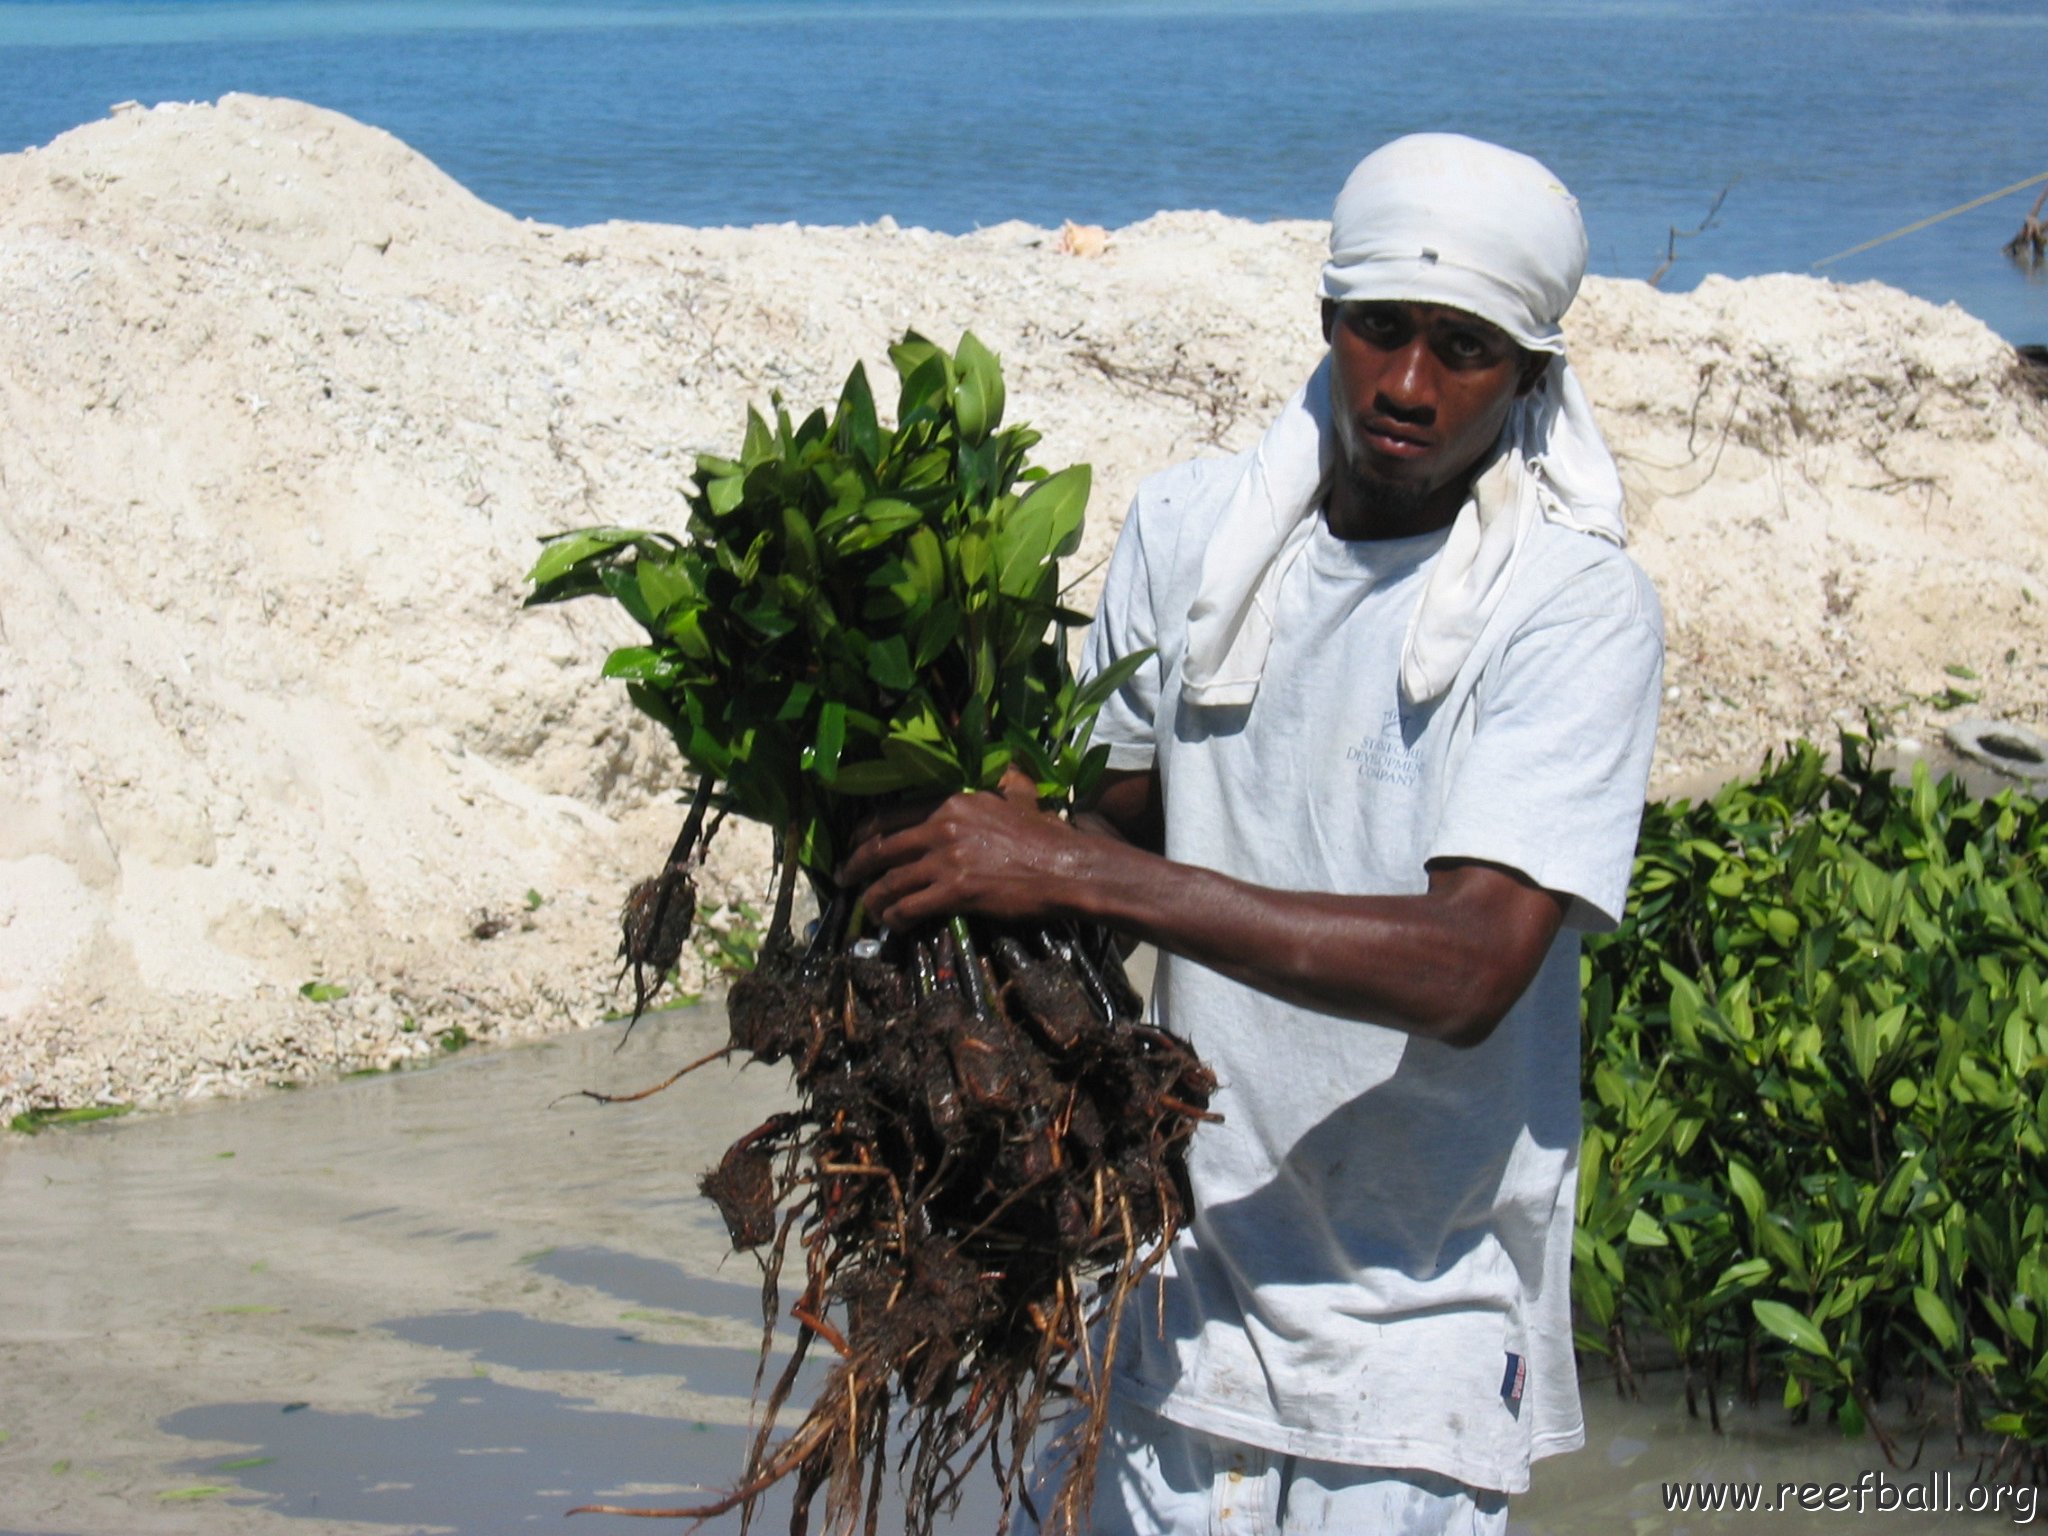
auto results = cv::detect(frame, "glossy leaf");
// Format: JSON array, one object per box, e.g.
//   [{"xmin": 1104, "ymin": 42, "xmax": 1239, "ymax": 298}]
[
  {"xmin": 1753, "ymin": 1300, "xmax": 1834, "ymax": 1360},
  {"xmin": 527, "ymin": 527, "xmax": 654, "ymax": 590}
]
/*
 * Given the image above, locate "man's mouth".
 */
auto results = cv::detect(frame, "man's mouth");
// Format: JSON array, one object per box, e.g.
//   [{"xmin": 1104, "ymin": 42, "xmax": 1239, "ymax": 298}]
[{"xmin": 1358, "ymin": 419, "xmax": 1435, "ymax": 460}]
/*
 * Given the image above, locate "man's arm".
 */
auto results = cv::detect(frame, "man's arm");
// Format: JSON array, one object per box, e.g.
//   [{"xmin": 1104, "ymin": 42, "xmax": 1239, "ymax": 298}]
[
  {"xmin": 839, "ymin": 779, "xmax": 1565, "ymax": 1050},
  {"xmin": 1068, "ymin": 767, "xmax": 1165, "ymax": 856}
]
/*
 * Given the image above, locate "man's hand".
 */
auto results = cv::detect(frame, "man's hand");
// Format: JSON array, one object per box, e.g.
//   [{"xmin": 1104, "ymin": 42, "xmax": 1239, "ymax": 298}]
[{"xmin": 840, "ymin": 784, "xmax": 1091, "ymax": 932}]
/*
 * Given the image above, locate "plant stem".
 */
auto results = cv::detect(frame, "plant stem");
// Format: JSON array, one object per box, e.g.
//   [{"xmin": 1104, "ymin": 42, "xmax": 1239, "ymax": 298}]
[
  {"xmin": 669, "ymin": 774, "xmax": 717, "ymax": 869},
  {"xmin": 1063, "ymin": 932, "xmax": 1118, "ymax": 1023},
  {"xmin": 770, "ymin": 821, "xmax": 801, "ymax": 948},
  {"xmin": 949, "ymin": 915, "xmax": 994, "ymax": 1021}
]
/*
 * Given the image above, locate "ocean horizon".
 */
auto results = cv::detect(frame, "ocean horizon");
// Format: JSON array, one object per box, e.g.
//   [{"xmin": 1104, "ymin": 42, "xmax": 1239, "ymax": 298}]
[{"xmin": 3, "ymin": 0, "xmax": 2044, "ymax": 341}]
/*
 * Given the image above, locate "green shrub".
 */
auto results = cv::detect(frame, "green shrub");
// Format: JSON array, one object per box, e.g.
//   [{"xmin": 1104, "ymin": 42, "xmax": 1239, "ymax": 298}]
[
  {"xmin": 525, "ymin": 332, "xmax": 1134, "ymax": 891},
  {"xmin": 1580, "ymin": 728, "xmax": 2048, "ymax": 1465}
]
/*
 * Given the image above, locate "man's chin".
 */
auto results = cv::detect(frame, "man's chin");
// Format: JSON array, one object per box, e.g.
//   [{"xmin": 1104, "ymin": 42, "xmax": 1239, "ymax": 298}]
[{"xmin": 1338, "ymin": 466, "xmax": 1433, "ymax": 530}]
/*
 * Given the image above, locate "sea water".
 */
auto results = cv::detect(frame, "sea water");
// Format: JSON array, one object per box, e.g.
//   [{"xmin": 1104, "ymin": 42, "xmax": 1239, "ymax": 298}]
[{"xmin": 1, "ymin": 0, "xmax": 2044, "ymax": 342}]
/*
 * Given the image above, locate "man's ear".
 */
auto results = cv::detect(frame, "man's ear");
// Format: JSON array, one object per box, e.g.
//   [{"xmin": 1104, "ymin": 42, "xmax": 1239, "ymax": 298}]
[
  {"xmin": 1321, "ymin": 298, "xmax": 1338, "ymax": 343},
  {"xmin": 1515, "ymin": 348, "xmax": 1552, "ymax": 397}
]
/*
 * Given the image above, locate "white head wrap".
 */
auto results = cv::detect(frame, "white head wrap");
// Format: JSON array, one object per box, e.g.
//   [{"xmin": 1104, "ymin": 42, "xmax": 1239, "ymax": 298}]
[{"xmin": 1178, "ymin": 133, "xmax": 1626, "ymax": 709}]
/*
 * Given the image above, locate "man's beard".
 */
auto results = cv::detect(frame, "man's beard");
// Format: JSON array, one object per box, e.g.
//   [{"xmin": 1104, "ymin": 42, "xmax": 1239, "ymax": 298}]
[{"xmin": 1332, "ymin": 458, "xmax": 1432, "ymax": 533}]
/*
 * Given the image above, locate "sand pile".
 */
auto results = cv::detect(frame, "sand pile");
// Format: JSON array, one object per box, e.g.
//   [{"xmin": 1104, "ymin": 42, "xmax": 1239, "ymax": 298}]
[{"xmin": 4, "ymin": 95, "xmax": 2044, "ymax": 1120}]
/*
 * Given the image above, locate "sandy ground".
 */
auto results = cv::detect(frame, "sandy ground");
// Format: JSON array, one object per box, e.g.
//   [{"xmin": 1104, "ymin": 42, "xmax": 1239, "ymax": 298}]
[
  {"xmin": 0, "ymin": 1003, "xmax": 2020, "ymax": 1536},
  {"xmin": 4, "ymin": 94, "xmax": 2046, "ymax": 1119}
]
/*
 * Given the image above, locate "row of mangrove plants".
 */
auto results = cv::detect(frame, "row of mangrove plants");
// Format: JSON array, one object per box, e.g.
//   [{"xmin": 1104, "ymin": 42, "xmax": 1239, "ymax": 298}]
[{"xmin": 1578, "ymin": 728, "xmax": 2048, "ymax": 1474}]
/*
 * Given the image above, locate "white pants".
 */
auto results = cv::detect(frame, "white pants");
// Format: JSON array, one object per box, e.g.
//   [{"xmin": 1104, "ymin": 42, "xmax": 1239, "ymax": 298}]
[{"xmin": 1024, "ymin": 1396, "xmax": 1510, "ymax": 1536}]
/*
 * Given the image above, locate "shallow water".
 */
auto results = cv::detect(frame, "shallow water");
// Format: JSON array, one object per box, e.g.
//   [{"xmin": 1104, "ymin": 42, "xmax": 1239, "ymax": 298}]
[{"xmin": 0, "ymin": 999, "xmax": 2031, "ymax": 1534}]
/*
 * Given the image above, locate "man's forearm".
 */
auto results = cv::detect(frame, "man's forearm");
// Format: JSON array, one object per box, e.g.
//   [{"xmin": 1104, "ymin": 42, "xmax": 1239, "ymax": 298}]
[
  {"xmin": 1029, "ymin": 833, "xmax": 1561, "ymax": 1048},
  {"xmin": 843, "ymin": 789, "xmax": 1565, "ymax": 1049}
]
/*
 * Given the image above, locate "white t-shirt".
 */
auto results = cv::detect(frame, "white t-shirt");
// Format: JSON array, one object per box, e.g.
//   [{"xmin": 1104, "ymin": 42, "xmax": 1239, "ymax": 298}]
[{"xmin": 1080, "ymin": 453, "xmax": 1664, "ymax": 1494}]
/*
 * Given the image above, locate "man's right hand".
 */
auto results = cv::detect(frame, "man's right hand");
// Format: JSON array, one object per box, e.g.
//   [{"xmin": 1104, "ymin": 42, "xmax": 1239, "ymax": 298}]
[{"xmin": 839, "ymin": 786, "xmax": 1101, "ymax": 933}]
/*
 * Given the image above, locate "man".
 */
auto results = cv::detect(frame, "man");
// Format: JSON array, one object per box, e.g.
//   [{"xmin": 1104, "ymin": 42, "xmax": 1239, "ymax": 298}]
[{"xmin": 844, "ymin": 135, "xmax": 1663, "ymax": 1534}]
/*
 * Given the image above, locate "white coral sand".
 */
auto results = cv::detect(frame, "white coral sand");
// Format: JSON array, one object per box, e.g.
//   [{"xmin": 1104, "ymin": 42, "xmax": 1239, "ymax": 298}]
[{"xmin": 4, "ymin": 95, "xmax": 2044, "ymax": 1119}]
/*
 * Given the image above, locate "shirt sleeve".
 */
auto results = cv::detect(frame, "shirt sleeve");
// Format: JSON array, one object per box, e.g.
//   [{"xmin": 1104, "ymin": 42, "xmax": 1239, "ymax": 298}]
[
  {"xmin": 1427, "ymin": 562, "xmax": 1664, "ymax": 932},
  {"xmin": 1078, "ymin": 492, "xmax": 1163, "ymax": 772}
]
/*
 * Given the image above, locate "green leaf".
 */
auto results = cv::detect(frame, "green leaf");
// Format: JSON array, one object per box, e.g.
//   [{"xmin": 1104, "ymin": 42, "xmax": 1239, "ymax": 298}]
[
  {"xmin": 776, "ymin": 681, "xmax": 816, "ymax": 722},
  {"xmin": 793, "ymin": 405, "xmax": 829, "ymax": 451},
  {"xmin": 526, "ymin": 527, "xmax": 651, "ymax": 590},
  {"xmin": 1913, "ymin": 1285, "xmax": 1960, "ymax": 1352},
  {"xmin": 1753, "ymin": 1299, "xmax": 1834, "ymax": 1359},
  {"xmin": 634, "ymin": 556, "xmax": 696, "ymax": 621},
  {"xmin": 735, "ymin": 597, "xmax": 798, "ymax": 641},
  {"xmin": 601, "ymin": 646, "xmax": 671, "ymax": 682},
  {"xmin": 1725, "ymin": 1160, "xmax": 1767, "ymax": 1227},
  {"xmin": 1071, "ymin": 648, "xmax": 1154, "ymax": 721},
  {"xmin": 834, "ymin": 362, "xmax": 882, "ymax": 465},
  {"xmin": 1708, "ymin": 1256, "xmax": 1773, "ymax": 1302},
  {"xmin": 956, "ymin": 527, "xmax": 993, "ymax": 593},
  {"xmin": 913, "ymin": 601, "xmax": 963, "ymax": 670},
  {"xmin": 811, "ymin": 700, "xmax": 847, "ymax": 780},
  {"xmin": 705, "ymin": 472, "xmax": 746, "ymax": 515},
  {"xmin": 867, "ymin": 635, "xmax": 917, "ymax": 691},
  {"xmin": 597, "ymin": 562, "xmax": 658, "ymax": 626},
  {"xmin": 1837, "ymin": 1391, "xmax": 1866, "ymax": 1438},
  {"xmin": 298, "ymin": 981, "xmax": 349, "ymax": 1003},
  {"xmin": 892, "ymin": 340, "xmax": 953, "ymax": 422},
  {"xmin": 1626, "ymin": 1207, "xmax": 1670, "ymax": 1248},
  {"xmin": 951, "ymin": 331, "xmax": 1006, "ymax": 444},
  {"xmin": 780, "ymin": 506, "xmax": 819, "ymax": 578},
  {"xmin": 833, "ymin": 497, "xmax": 924, "ymax": 552},
  {"xmin": 1660, "ymin": 961, "xmax": 1710, "ymax": 1049},
  {"xmin": 905, "ymin": 526, "xmax": 945, "ymax": 603},
  {"xmin": 992, "ymin": 465, "xmax": 1091, "ymax": 598},
  {"xmin": 741, "ymin": 405, "xmax": 775, "ymax": 466},
  {"xmin": 881, "ymin": 720, "xmax": 963, "ymax": 788},
  {"xmin": 663, "ymin": 607, "xmax": 711, "ymax": 661}
]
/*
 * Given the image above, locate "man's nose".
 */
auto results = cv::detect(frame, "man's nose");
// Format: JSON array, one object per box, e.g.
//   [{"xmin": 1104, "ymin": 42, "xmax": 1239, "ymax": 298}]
[{"xmin": 1374, "ymin": 338, "xmax": 1437, "ymax": 423}]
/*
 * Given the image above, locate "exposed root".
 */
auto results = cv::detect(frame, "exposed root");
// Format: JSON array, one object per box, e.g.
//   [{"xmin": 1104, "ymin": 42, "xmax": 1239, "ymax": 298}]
[
  {"xmin": 588, "ymin": 909, "xmax": 1215, "ymax": 1536},
  {"xmin": 551, "ymin": 1040, "xmax": 735, "ymax": 1109},
  {"xmin": 617, "ymin": 774, "xmax": 720, "ymax": 1027}
]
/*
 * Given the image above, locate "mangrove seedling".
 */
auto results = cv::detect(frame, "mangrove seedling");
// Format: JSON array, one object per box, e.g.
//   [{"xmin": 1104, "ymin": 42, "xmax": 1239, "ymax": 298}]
[{"xmin": 527, "ymin": 331, "xmax": 1214, "ymax": 1536}]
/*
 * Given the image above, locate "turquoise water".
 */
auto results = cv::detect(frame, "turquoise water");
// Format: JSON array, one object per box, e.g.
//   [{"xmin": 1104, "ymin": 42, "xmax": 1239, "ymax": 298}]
[{"xmin": 2, "ymin": 0, "xmax": 2045, "ymax": 341}]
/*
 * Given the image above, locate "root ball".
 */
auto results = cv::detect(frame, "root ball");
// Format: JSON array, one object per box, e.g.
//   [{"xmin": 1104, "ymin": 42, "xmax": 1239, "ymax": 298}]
[{"xmin": 690, "ymin": 920, "xmax": 1215, "ymax": 1536}]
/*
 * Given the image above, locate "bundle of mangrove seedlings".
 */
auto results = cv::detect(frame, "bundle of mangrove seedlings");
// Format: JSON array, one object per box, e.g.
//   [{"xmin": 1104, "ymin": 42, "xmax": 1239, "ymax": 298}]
[{"xmin": 527, "ymin": 333, "xmax": 1215, "ymax": 1536}]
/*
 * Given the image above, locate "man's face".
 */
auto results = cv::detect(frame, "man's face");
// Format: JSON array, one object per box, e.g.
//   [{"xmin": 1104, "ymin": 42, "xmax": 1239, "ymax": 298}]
[{"xmin": 1321, "ymin": 299, "xmax": 1545, "ymax": 533}]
